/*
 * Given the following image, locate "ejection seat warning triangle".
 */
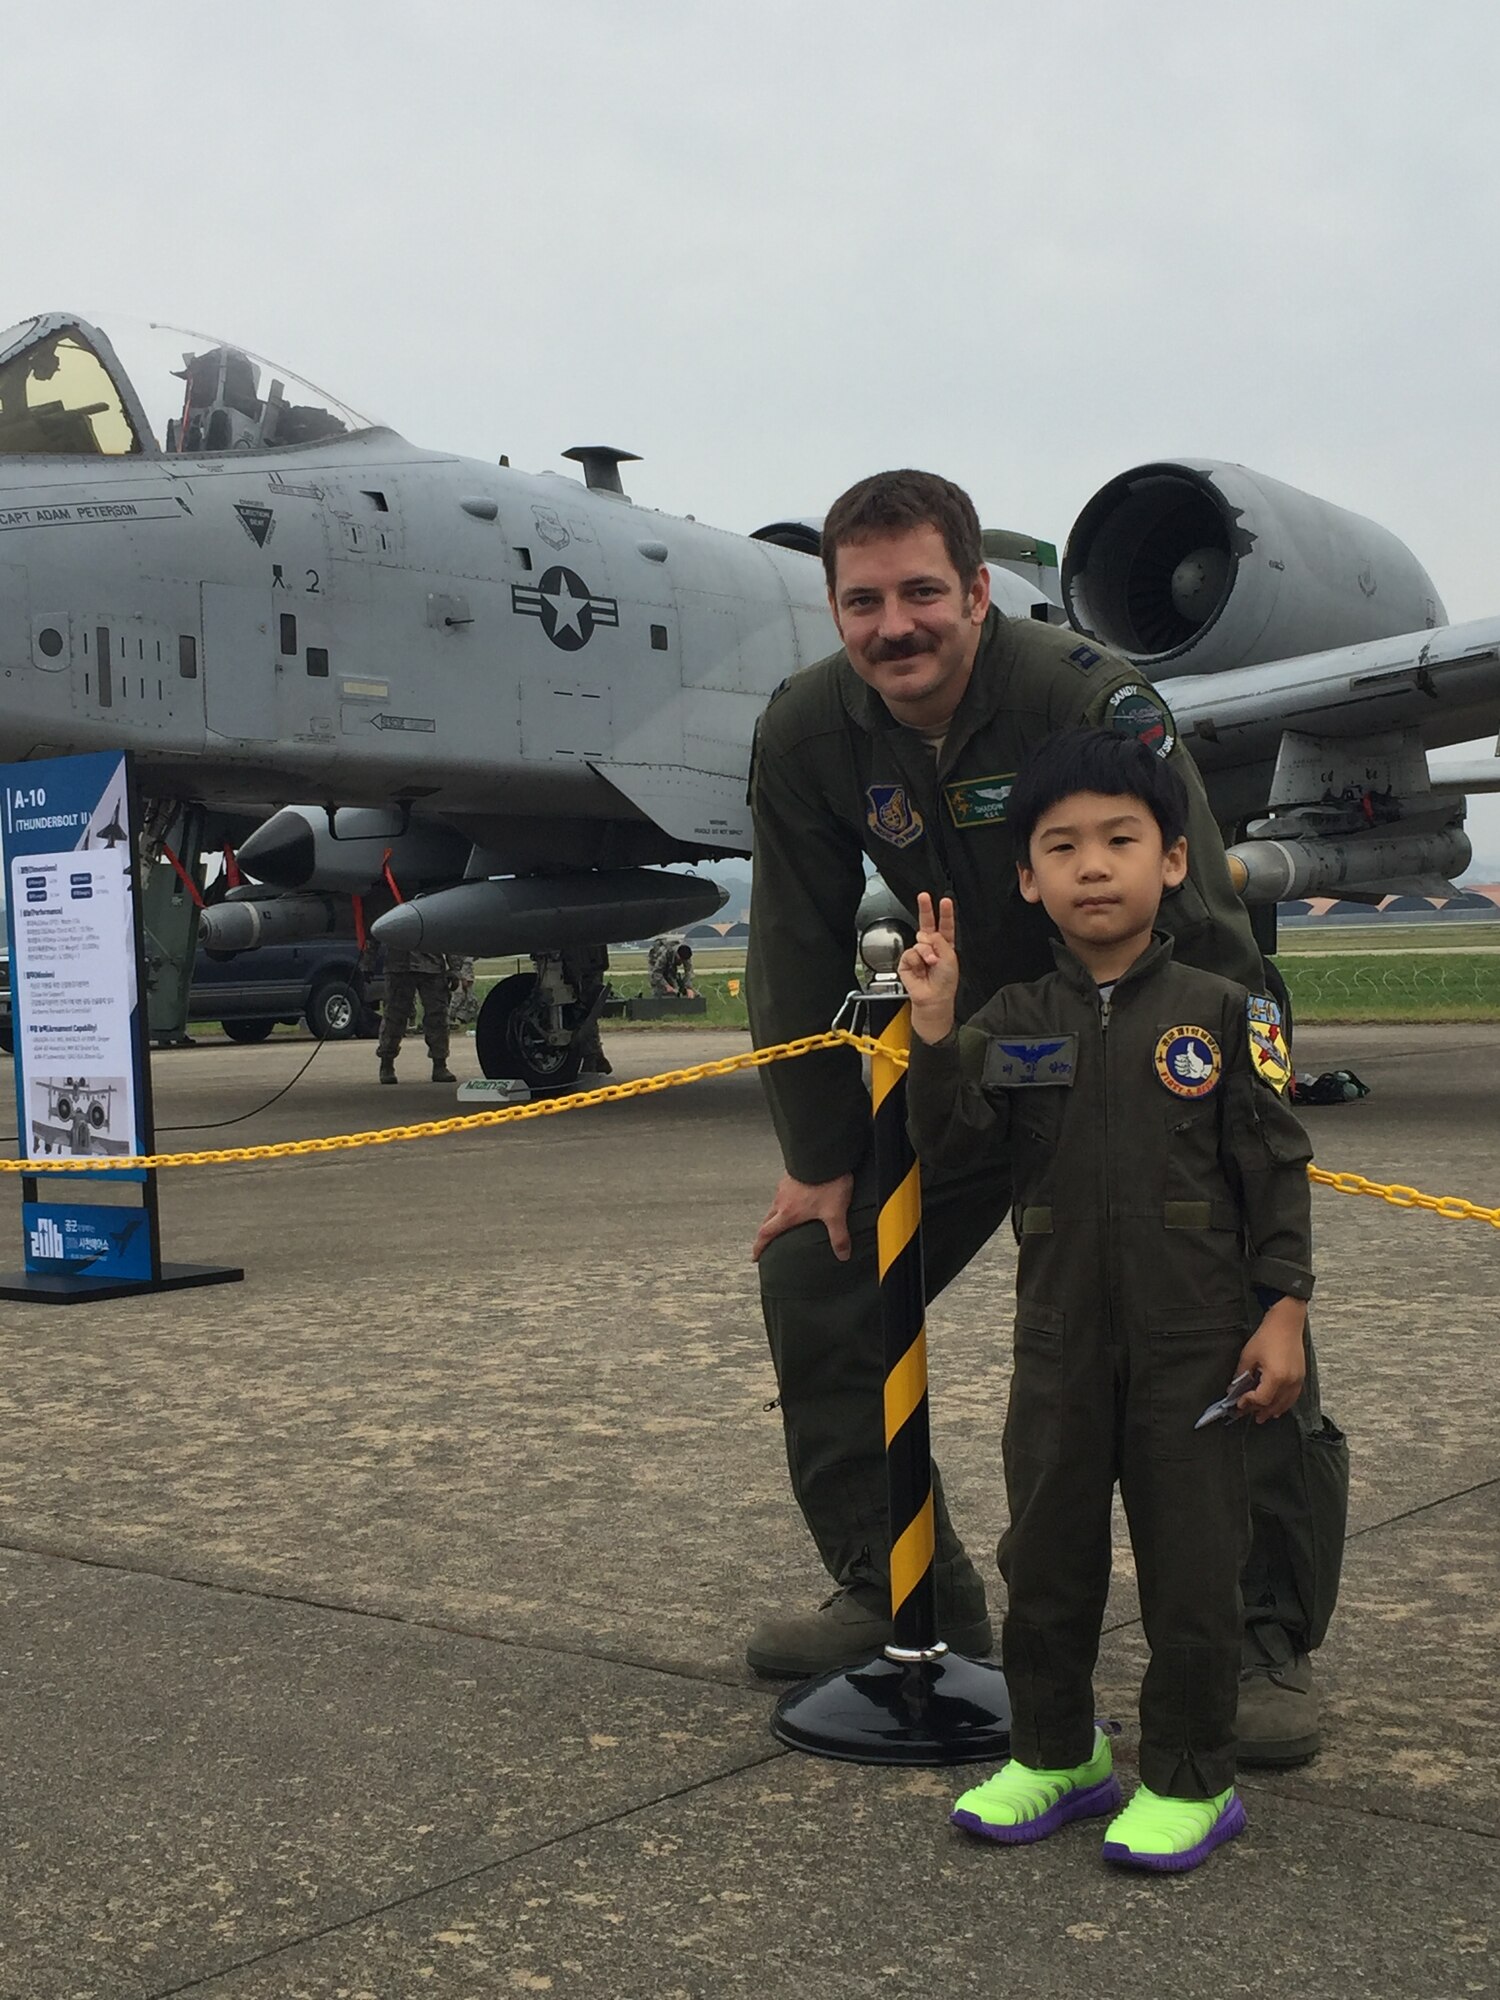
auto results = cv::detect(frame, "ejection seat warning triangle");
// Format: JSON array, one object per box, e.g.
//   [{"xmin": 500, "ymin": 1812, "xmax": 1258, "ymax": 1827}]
[{"xmin": 234, "ymin": 502, "xmax": 275, "ymax": 548}]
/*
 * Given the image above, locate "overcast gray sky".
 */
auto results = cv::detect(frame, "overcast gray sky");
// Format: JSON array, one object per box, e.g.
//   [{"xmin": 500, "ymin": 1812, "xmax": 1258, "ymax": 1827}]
[{"xmin": 9, "ymin": 0, "xmax": 1500, "ymax": 869}]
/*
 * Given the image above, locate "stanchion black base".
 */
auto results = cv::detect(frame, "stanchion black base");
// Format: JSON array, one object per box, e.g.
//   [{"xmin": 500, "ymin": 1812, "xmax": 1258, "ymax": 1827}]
[
  {"xmin": 771, "ymin": 1649, "xmax": 1012, "ymax": 1767},
  {"xmin": 0, "ymin": 1262, "xmax": 244, "ymax": 1305}
]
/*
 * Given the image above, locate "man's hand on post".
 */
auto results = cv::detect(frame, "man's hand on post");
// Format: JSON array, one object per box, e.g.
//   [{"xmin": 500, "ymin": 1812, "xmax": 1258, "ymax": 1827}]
[{"xmin": 751, "ymin": 1171, "xmax": 856, "ymax": 1263}]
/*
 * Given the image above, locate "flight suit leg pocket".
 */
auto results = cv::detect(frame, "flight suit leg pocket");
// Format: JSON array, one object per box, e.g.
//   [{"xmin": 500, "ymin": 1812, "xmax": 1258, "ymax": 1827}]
[
  {"xmin": 1003, "ymin": 1300, "xmax": 1066, "ymax": 1473},
  {"xmin": 1146, "ymin": 1305, "xmax": 1248, "ymax": 1463}
]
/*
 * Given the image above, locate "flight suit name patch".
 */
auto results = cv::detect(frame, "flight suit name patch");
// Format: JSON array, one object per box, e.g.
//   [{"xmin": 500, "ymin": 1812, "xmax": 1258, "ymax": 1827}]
[
  {"xmin": 865, "ymin": 784, "xmax": 924, "ymax": 849},
  {"xmin": 1154, "ymin": 1026, "xmax": 1221, "ymax": 1097},
  {"xmin": 944, "ymin": 774, "xmax": 1015, "ymax": 828},
  {"xmin": 983, "ymin": 1035, "xmax": 1077, "ymax": 1088}
]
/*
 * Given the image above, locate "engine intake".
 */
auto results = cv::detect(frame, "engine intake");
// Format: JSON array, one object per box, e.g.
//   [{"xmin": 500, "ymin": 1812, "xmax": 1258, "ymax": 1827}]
[{"xmin": 1063, "ymin": 460, "xmax": 1444, "ymax": 677}]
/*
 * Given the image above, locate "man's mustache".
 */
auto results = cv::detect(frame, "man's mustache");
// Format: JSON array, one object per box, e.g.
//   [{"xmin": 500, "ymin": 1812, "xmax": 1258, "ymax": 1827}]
[{"xmin": 867, "ymin": 634, "xmax": 935, "ymax": 663}]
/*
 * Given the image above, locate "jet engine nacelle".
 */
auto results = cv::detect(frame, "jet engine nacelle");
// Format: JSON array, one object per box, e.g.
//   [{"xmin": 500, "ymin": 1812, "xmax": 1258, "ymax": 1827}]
[{"xmin": 1063, "ymin": 460, "xmax": 1445, "ymax": 678}]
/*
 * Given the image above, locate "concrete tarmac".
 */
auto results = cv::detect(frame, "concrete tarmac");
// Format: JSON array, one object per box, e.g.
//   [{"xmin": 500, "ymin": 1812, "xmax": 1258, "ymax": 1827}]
[{"xmin": 0, "ymin": 1022, "xmax": 1496, "ymax": 1998}]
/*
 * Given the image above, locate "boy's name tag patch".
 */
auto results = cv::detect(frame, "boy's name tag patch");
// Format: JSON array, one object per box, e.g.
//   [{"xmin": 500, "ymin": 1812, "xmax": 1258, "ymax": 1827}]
[
  {"xmin": 1154, "ymin": 1026, "xmax": 1222, "ymax": 1097},
  {"xmin": 983, "ymin": 1035, "xmax": 1078, "ymax": 1088},
  {"xmin": 944, "ymin": 774, "xmax": 1015, "ymax": 828}
]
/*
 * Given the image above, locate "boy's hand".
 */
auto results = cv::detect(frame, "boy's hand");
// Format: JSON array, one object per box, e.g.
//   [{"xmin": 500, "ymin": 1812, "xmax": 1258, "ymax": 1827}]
[
  {"xmin": 1235, "ymin": 1297, "xmax": 1308, "ymax": 1423},
  {"xmin": 898, "ymin": 893, "xmax": 960, "ymax": 1043}
]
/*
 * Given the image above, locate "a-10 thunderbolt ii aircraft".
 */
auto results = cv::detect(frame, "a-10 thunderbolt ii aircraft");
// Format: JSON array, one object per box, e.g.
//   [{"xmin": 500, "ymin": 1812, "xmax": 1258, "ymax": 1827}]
[{"xmin": 1, "ymin": 310, "xmax": 1498, "ymax": 1084}]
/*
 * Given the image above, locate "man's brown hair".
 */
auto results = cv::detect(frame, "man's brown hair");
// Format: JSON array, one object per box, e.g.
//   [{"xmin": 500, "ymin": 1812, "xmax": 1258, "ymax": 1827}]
[{"xmin": 820, "ymin": 469, "xmax": 983, "ymax": 595}]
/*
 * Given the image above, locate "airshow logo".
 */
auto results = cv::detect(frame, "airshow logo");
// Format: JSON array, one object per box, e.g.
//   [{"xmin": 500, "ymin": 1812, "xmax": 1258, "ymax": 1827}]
[
  {"xmin": 512, "ymin": 566, "xmax": 620, "ymax": 651},
  {"xmin": 28, "ymin": 1214, "xmax": 64, "ymax": 1261}
]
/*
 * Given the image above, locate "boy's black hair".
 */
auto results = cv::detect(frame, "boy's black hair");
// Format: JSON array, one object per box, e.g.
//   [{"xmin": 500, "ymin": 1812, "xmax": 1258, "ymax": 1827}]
[{"xmin": 1007, "ymin": 726, "xmax": 1190, "ymax": 857}]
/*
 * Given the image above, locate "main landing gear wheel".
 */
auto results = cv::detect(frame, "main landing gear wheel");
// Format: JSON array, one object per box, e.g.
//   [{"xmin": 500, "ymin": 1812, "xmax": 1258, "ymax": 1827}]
[{"xmin": 475, "ymin": 972, "xmax": 584, "ymax": 1090}]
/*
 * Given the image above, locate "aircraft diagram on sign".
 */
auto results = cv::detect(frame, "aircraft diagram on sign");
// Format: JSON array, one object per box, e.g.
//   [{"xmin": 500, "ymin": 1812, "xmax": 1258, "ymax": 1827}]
[{"xmin": 0, "ymin": 310, "xmax": 1497, "ymax": 1083}]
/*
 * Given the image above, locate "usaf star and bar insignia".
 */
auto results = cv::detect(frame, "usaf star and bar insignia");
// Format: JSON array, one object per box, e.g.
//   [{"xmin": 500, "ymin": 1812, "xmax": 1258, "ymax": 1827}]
[
  {"xmin": 1154, "ymin": 1025, "xmax": 1222, "ymax": 1097},
  {"xmin": 982, "ymin": 1036, "xmax": 1078, "ymax": 1088},
  {"xmin": 511, "ymin": 565, "xmax": 620, "ymax": 652},
  {"xmin": 1246, "ymin": 994, "xmax": 1292, "ymax": 1095},
  {"xmin": 865, "ymin": 783, "xmax": 925, "ymax": 849},
  {"xmin": 1105, "ymin": 682, "xmax": 1177, "ymax": 759}
]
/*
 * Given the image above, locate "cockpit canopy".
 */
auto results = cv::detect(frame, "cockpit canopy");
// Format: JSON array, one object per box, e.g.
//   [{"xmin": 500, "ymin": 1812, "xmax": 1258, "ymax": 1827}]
[{"xmin": 0, "ymin": 312, "xmax": 375, "ymax": 459}]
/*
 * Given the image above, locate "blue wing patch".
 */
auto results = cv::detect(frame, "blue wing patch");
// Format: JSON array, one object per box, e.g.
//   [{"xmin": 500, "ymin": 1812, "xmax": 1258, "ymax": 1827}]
[{"xmin": 982, "ymin": 1035, "xmax": 1077, "ymax": 1088}]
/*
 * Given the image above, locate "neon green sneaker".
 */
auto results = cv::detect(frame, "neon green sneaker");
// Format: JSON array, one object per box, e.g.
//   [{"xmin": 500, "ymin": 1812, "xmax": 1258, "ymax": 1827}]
[
  {"xmin": 1102, "ymin": 1784, "xmax": 1246, "ymax": 1872},
  {"xmin": 951, "ymin": 1729, "xmax": 1121, "ymax": 1845}
]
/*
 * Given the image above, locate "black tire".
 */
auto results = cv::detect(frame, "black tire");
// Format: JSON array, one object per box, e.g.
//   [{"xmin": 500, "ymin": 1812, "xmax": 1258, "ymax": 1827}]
[
  {"xmin": 0, "ymin": 1015, "xmax": 11, "ymax": 1056},
  {"xmin": 306, "ymin": 976, "xmax": 361, "ymax": 1041},
  {"xmin": 222, "ymin": 1017, "xmax": 276, "ymax": 1043},
  {"xmin": 475, "ymin": 972, "xmax": 584, "ymax": 1088}
]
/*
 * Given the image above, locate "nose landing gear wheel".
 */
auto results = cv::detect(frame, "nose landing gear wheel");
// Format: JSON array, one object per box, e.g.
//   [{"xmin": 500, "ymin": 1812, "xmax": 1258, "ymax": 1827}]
[{"xmin": 475, "ymin": 973, "xmax": 584, "ymax": 1089}]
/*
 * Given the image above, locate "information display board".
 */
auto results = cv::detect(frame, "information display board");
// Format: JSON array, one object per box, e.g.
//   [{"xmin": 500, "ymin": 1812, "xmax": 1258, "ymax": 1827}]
[{"xmin": 1, "ymin": 750, "xmax": 242, "ymax": 1302}]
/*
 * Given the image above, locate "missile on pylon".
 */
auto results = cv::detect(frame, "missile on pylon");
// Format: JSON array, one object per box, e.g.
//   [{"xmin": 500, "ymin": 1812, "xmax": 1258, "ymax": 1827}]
[
  {"xmin": 1224, "ymin": 827, "xmax": 1472, "ymax": 903},
  {"xmin": 236, "ymin": 806, "xmax": 473, "ymax": 895},
  {"xmin": 371, "ymin": 868, "xmax": 727, "ymax": 956},
  {"xmin": 199, "ymin": 891, "xmax": 362, "ymax": 953}
]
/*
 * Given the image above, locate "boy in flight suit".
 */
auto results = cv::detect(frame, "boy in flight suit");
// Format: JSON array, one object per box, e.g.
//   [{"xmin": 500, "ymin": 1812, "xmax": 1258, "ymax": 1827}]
[{"xmin": 901, "ymin": 727, "xmax": 1315, "ymax": 1871}]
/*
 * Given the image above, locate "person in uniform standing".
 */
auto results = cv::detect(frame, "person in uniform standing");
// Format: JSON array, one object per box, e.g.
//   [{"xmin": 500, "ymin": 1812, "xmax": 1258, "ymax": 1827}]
[
  {"xmin": 378, "ymin": 944, "xmax": 457, "ymax": 1084},
  {"xmin": 902, "ymin": 728, "xmax": 1314, "ymax": 1868},
  {"xmin": 744, "ymin": 468, "xmax": 1347, "ymax": 1765}
]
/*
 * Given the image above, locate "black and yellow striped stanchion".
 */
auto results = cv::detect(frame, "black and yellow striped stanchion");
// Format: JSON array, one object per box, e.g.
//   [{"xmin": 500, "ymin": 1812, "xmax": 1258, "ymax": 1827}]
[{"xmin": 772, "ymin": 931, "xmax": 1011, "ymax": 1765}]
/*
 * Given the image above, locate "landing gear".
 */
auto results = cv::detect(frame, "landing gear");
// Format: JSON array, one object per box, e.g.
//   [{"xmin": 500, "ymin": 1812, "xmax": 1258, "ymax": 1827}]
[{"xmin": 473, "ymin": 950, "xmax": 608, "ymax": 1090}]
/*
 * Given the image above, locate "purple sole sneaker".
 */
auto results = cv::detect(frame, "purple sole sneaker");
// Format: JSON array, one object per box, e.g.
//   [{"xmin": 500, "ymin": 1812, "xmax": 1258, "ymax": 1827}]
[
  {"xmin": 951, "ymin": 1775, "xmax": 1123, "ymax": 1846},
  {"xmin": 1102, "ymin": 1792, "xmax": 1247, "ymax": 1872}
]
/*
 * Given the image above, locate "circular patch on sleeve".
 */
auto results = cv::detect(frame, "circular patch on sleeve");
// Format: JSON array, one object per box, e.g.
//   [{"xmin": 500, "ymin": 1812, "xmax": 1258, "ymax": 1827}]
[
  {"xmin": 1105, "ymin": 682, "xmax": 1177, "ymax": 759},
  {"xmin": 1154, "ymin": 1026, "xmax": 1222, "ymax": 1097}
]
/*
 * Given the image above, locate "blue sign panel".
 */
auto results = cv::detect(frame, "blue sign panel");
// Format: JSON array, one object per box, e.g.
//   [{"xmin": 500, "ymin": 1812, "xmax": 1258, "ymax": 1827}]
[
  {"xmin": 1, "ymin": 751, "xmax": 156, "ymax": 1282},
  {"xmin": 21, "ymin": 1201, "xmax": 153, "ymax": 1281}
]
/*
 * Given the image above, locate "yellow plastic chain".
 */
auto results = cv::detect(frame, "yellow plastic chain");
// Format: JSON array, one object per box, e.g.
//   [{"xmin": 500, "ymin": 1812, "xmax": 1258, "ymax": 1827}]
[{"xmin": 4, "ymin": 1030, "xmax": 1496, "ymax": 1228}]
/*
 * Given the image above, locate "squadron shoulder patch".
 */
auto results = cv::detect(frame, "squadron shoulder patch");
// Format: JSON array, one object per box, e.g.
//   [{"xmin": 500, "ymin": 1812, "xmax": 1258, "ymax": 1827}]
[
  {"xmin": 982, "ymin": 1035, "xmax": 1078, "ymax": 1088},
  {"xmin": 865, "ymin": 783, "xmax": 925, "ymax": 850},
  {"xmin": 944, "ymin": 774, "xmax": 1015, "ymax": 829},
  {"xmin": 1104, "ymin": 682, "xmax": 1177, "ymax": 759},
  {"xmin": 1247, "ymin": 1007, "xmax": 1293, "ymax": 1095},
  {"xmin": 1154, "ymin": 1025, "xmax": 1222, "ymax": 1098},
  {"xmin": 1247, "ymin": 993, "xmax": 1283, "ymax": 1029}
]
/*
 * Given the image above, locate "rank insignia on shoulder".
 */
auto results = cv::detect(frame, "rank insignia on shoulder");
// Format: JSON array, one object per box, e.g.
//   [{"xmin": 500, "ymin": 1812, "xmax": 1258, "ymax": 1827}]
[
  {"xmin": 1103, "ymin": 682, "xmax": 1177, "ymax": 759},
  {"xmin": 944, "ymin": 773, "xmax": 1015, "ymax": 828},
  {"xmin": 1248, "ymin": 1021, "xmax": 1292, "ymax": 1095},
  {"xmin": 1247, "ymin": 993, "xmax": 1283, "ymax": 1029},
  {"xmin": 1154, "ymin": 1026, "xmax": 1221, "ymax": 1097},
  {"xmin": 983, "ymin": 1035, "xmax": 1078, "ymax": 1088},
  {"xmin": 1068, "ymin": 643, "xmax": 1102, "ymax": 671},
  {"xmin": 865, "ymin": 783, "xmax": 924, "ymax": 849}
]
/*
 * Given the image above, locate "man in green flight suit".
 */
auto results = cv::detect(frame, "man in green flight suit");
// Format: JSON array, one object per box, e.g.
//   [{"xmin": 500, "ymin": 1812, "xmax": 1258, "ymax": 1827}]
[{"xmin": 745, "ymin": 469, "xmax": 1349, "ymax": 1764}]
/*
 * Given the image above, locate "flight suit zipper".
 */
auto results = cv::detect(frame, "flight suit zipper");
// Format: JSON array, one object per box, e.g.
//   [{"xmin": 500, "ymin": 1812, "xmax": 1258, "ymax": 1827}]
[{"xmin": 1099, "ymin": 985, "xmax": 1115, "ymax": 1347}]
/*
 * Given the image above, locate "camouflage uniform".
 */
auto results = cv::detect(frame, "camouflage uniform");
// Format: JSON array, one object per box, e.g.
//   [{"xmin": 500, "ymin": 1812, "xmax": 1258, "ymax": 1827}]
[{"xmin": 377, "ymin": 945, "xmax": 451, "ymax": 1066}]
